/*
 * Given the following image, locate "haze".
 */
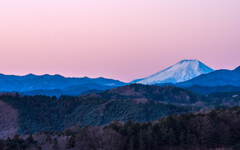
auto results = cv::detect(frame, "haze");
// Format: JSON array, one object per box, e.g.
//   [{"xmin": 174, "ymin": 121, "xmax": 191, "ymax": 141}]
[{"xmin": 0, "ymin": 0, "xmax": 240, "ymax": 82}]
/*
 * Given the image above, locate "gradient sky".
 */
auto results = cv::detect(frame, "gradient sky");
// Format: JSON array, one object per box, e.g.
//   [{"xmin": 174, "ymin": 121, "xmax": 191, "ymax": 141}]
[{"xmin": 0, "ymin": 0, "xmax": 240, "ymax": 82}]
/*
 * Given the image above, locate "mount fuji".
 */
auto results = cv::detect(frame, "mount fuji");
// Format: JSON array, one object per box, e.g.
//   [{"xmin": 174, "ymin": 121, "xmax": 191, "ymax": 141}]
[{"xmin": 132, "ymin": 59, "xmax": 214, "ymax": 85}]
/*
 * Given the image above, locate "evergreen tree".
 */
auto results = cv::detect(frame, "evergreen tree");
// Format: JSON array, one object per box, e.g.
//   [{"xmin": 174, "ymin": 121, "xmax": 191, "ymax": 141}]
[
  {"xmin": 45, "ymin": 135, "xmax": 52, "ymax": 144},
  {"xmin": 52, "ymin": 138, "xmax": 58, "ymax": 150},
  {"xmin": 168, "ymin": 128, "xmax": 175, "ymax": 149},
  {"xmin": 0, "ymin": 139, "xmax": 4, "ymax": 150},
  {"xmin": 66, "ymin": 135, "xmax": 76, "ymax": 149},
  {"xmin": 26, "ymin": 134, "xmax": 36, "ymax": 145},
  {"xmin": 179, "ymin": 131, "xmax": 185, "ymax": 145}
]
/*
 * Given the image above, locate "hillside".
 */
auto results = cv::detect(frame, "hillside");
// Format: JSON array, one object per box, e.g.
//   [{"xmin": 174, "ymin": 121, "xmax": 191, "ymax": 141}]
[
  {"xmin": 85, "ymin": 84, "xmax": 240, "ymax": 107},
  {"xmin": 85, "ymin": 84, "xmax": 202, "ymax": 104},
  {"xmin": 0, "ymin": 93, "xmax": 189, "ymax": 136},
  {"xmin": 0, "ymin": 100, "xmax": 18, "ymax": 138}
]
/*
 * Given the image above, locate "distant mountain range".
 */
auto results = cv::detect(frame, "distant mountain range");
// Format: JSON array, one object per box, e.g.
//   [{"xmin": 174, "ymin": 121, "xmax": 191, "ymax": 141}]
[
  {"xmin": 131, "ymin": 59, "xmax": 214, "ymax": 84},
  {"xmin": 0, "ymin": 60, "xmax": 240, "ymax": 96},
  {"xmin": 0, "ymin": 74, "xmax": 126, "ymax": 96}
]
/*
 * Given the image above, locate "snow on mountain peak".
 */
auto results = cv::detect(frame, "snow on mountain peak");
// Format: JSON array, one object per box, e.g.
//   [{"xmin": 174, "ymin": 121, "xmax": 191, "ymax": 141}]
[{"xmin": 132, "ymin": 59, "xmax": 214, "ymax": 84}]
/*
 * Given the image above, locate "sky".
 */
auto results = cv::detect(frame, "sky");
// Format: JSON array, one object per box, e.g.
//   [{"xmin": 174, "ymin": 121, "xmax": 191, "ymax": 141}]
[{"xmin": 0, "ymin": 0, "xmax": 240, "ymax": 82}]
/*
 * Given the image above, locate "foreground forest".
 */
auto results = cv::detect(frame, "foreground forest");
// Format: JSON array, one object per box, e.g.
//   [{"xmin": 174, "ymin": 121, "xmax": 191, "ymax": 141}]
[{"xmin": 0, "ymin": 107, "xmax": 240, "ymax": 150}]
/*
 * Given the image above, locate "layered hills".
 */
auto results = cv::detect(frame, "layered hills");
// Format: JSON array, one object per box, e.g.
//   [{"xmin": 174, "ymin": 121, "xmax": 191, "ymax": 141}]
[
  {"xmin": 1, "ymin": 84, "xmax": 240, "ymax": 136},
  {"xmin": 0, "ymin": 74, "xmax": 125, "ymax": 96}
]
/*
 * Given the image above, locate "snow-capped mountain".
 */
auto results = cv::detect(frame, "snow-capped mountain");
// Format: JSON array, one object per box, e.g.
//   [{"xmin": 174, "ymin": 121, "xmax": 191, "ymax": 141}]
[{"xmin": 132, "ymin": 59, "xmax": 214, "ymax": 85}]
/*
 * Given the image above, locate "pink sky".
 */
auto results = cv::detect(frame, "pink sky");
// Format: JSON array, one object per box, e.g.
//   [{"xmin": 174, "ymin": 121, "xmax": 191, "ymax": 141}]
[{"xmin": 0, "ymin": 0, "xmax": 240, "ymax": 82}]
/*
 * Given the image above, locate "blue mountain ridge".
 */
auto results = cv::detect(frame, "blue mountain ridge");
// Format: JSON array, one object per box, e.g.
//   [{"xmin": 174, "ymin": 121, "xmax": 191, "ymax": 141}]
[
  {"xmin": 0, "ymin": 73, "xmax": 126, "ymax": 96},
  {"xmin": 177, "ymin": 66, "xmax": 240, "ymax": 87}
]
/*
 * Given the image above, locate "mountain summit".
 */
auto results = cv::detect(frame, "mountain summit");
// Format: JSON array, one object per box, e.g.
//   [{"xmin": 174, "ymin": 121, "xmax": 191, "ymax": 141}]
[{"xmin": 132, "ymin": 59, "xmax": 214, "ymax": 84}]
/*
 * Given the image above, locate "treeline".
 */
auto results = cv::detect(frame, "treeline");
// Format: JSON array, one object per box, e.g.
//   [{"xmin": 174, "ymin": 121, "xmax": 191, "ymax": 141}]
[
  {"xmin": 0, "ymin": 107, "xmax": 240, "ymax": 150},
  {"xmin": 107, "ymin": 107, "xmax": 240, "ymax": 150},
  {"xmin": 0, "ymin": 135, "xmax": 37, "ymax": 150}
]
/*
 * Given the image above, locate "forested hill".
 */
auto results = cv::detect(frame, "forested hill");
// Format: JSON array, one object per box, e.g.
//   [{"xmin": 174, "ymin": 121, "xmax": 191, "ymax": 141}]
[
  {"xmin": 0, "ymin": 93, "xmax": 190, "ymax": 136},
  {"xmin": 84, "ymin": 84, "xmax": 240, "ymax": 107},
  {"xmin": 84, "ymin": 84, "xmax": 202, "ymax": 104}
]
